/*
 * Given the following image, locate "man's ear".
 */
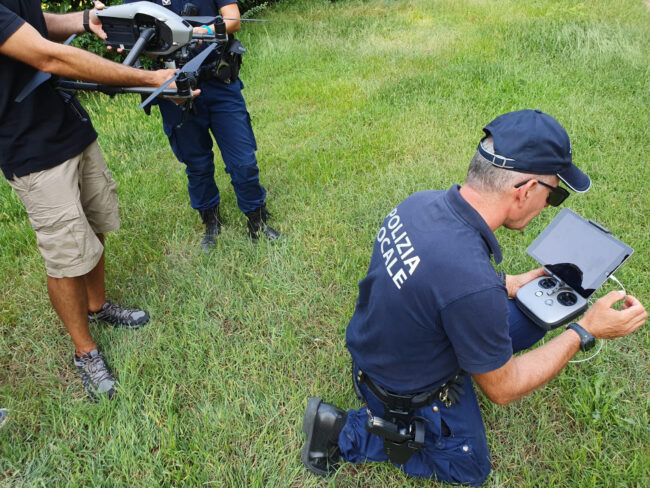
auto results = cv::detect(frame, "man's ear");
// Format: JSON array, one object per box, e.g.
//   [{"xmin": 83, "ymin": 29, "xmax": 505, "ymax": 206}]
[{"xmin": 514, "ymin": 179, "xmax": 537, "ymax": 206}]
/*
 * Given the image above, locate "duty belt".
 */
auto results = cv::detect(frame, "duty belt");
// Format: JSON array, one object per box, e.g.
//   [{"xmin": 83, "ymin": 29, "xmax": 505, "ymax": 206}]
[{"xmin": 355, "ymin": 368, "xmax": 466, "ymax": 411}]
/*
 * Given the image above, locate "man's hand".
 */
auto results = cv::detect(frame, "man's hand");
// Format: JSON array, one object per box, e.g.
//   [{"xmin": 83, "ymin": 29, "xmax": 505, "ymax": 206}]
[
  {"xmin": 89, "ymin": 2, "xmax": 107, "ymax": 40},
  {"xmin": 505, "ymin": 267, "xmax": 547, "ymax": 298},
  {"xmin": 149, "ymin": 69, "xmax": 201, "ymax": 103},
  {"xmin": 579, "ymin": 291, "xmax": 647, "ymax": 339},
  {"xmin": 193, "ymin": 26, "xmax": 212, "ymax": 35}
]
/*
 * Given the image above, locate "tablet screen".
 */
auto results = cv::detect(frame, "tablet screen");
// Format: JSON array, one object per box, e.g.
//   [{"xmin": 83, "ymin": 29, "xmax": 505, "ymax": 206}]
[{"xmin": 526, "ymin": 208, "xmax": 633, "ymax": 298}]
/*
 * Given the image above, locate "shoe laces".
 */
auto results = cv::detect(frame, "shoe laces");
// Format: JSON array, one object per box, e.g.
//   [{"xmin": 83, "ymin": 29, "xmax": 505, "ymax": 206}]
[
  {"xmin": 102, "ymin": 301, "xmax": 135, "ymax": 322},
  {"xmin": 78, "ymin": 352, "xmax": 113, "ymax": 384}
]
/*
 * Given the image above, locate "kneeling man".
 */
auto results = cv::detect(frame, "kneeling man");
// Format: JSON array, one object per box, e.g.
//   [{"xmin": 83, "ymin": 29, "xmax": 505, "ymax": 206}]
[{"xmin": 301, "ymin": 110, "xmax": 647, "ymax": 485}]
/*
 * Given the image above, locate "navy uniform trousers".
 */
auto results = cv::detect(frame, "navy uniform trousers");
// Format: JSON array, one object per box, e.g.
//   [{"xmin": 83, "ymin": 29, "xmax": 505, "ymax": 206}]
[
  {"xmin": 158, "ymin": 78, "xmax": 266, "ymax": 213},
  {"xmin": 339, "ymin": 300, "xmax": 547, "ymax": 486}
]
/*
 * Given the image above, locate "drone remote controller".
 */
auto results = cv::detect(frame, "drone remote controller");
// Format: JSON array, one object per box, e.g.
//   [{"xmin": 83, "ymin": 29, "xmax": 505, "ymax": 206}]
[
  {"xmin": 515, "ymin": 276, "xmax": 587, "ymax": 330},
  {"xmin": 514, "ymin": 208, "xmax": 633, "ymax": 330}
]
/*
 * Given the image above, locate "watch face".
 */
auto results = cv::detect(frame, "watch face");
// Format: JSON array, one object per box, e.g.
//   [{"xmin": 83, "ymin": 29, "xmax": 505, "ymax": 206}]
[{"xmin": 583, "ymin": 334, "xmax": 596, "ymax": 351}]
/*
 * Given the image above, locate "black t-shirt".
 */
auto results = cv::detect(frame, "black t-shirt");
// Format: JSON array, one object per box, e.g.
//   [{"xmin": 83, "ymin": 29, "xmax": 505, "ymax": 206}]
[{"xmin": 0, "ymin": 0, "xmax": 97, "ymax": 180}]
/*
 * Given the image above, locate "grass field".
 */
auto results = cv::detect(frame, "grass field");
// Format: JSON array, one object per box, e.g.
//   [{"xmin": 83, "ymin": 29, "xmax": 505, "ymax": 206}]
[{"xmin": 1, "ymin": 0, "xmax": 649, "ymax": 486}]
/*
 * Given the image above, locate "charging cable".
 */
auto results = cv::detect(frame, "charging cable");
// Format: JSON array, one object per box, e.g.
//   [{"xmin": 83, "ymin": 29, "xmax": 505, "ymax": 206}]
[
  {"xmin": 567, "ymin": 274, "xmax": 626, "ymax": 364},
  {"xmin": 537, "ymin": 275, "xmax": 625, "ymax": 363}
]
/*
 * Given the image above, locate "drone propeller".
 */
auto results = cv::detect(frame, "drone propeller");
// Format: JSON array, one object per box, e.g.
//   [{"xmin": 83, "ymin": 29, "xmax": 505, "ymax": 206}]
[
  {"xmin": 15, "ymin": 71, "xmax": 52, "ymax": 103},
  {"xmin": 222, "ymin": 17, "xmax": 269, "ymax": 22},
  {"xmin": 138, "ymin": 42, "xmax": 218, "ymax": 109},
  {"xmin": 15, "ymin": 34, "xmax": 76, "ymax": 103},
  {"xmin": 182, "ymin": 15, "xmax": 219, "ymax": 26}
]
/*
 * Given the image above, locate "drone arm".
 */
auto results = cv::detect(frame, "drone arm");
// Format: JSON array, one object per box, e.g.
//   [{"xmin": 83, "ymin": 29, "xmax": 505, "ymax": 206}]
[
  {"xmin": 56, "ymin": 81, "xmax": 181, "ymax": 98},
  {"xmin": 122, "ymin": 27, "xmax": 156, "ymax": 66},
  {"xmin": 1, "ymin": 22, "xmax": 174, "ymax": 88}
]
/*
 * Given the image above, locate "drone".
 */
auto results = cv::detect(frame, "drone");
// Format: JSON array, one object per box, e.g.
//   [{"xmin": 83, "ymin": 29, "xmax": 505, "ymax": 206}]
[{"xmin": 16, "ymin": 2, "xmax": 257, "ymax": 111}]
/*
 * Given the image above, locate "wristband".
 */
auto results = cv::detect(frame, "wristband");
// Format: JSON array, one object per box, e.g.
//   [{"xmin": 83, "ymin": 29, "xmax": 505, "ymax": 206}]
[
  {"xmin": 202, "ymin": 24, "xmax": 214, "ymax": 35},
  {"xmin": 83, "ymin": 9, "xmax": 91, "ymax": 33},
  {"xmin": 496, "ymin": 271, "xmax": 506, "ymax": 287},
  {"xmin": 566, "ymin": 322, "xmax": 596, "ymax": 352}
]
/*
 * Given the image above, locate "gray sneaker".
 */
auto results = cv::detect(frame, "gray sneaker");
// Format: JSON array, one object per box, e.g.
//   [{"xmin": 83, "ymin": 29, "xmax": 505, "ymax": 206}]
[
  {"xmin": 0, "ymin": 408, "xmax": 8, "ymax": 429},
  {"xmin": 74, "ymin": 350, "xmax": 116, "ymax": 401},
  {"xmin": 88, "ymin": 301, "xmax": 149, "ymax": 329}
]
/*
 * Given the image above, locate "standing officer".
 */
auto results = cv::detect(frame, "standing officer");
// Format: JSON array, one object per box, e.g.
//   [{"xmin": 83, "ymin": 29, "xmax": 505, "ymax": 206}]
[
  {"xmin": 127, "ymin": 0, "xmax": 280, "ymax": 249},
  {"xmin": 300, "ymin": 110, "xmax": 647, "ymax": 485}
]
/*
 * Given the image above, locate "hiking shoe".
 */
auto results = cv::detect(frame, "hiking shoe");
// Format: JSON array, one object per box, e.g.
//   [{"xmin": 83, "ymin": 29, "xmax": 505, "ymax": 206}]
[
  {"xmin": 74, "ymin": 349, "xmax": 116, "ymax": 401},
  {"xmin": 0, "ymin": 409, "xmax": 8, "ymax": 429},
  {"xmin": 88, "ymin": 301, "xmax": 149, "ymax": 329}
]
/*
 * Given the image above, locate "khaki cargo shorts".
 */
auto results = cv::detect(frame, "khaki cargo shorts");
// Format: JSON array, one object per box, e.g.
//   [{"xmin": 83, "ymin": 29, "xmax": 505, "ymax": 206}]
[{"xmin": 8, "ymin": 141, "xmax": 120, "ymax": 278}]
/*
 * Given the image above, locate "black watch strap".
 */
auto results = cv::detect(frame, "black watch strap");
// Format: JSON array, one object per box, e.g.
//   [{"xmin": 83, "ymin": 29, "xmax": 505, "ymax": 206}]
[
  {"xmin": 83, "ymin": 9, "xmax": 91, "ymax": 33},
  {"xmin": 566, "ymin": 322, "xmax": 595, "ymax": 352},
  {"xmin": 496, "ymin": 271, "xmax": 506, "ymax": 287}
]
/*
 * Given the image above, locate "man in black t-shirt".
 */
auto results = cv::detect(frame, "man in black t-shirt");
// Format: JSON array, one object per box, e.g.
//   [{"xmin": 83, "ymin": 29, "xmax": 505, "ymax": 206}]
[{"xmin": 0, "ymin": 0, "xmax": 182, "ymax": 400}]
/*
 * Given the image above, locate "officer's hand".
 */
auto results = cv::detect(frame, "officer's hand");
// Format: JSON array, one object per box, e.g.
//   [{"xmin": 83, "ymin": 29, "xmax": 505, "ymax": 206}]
[
  {"xmin": 505, "ymin": 267, "xmax": 547, "ymax": 298},
  {"xmin": 193, "ymin": 26, "xmax": 213, "ymax": 35},
  {"xmin": 89, "ymin": 1, "xmax": 107, "ymax": 40},
  {"xmin": 579, "ymin": 291, "xmax": 647, "ymax": 339}
]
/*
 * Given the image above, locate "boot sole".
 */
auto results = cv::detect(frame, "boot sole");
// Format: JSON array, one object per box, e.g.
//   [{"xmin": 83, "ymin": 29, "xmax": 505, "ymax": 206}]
[{"xmin": 301, "ymin": 397, "xmax": 330, "ymax": 477}]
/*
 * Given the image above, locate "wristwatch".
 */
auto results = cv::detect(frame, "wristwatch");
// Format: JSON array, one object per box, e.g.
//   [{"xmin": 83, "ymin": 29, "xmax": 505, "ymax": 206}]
[
  {"xmin": 496, "ymin": 271, "xmax": 507, "ymax": 287},
  {"xmin": 566, "ymin": 322, "xmax": 595, "ymax": 352},
  {"xmin": 83, "ymin": 9, "xmax": 91, "ymax": 33}
]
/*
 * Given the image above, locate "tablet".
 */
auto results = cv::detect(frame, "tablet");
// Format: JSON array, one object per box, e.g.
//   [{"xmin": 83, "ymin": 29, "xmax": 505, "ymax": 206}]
[{"xmin": 515, "ymin": 208, "xmax": 633, "ymax": 329}]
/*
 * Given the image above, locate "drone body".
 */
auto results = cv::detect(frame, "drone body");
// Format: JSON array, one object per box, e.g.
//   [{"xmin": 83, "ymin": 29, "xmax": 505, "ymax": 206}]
[
  {"xmin": 96, "ymin": 2, "xmax": 196, "ymax": 57},
  {"xmin": 16, "ymin": 2, "xmax": 228, "ymax": 109}
]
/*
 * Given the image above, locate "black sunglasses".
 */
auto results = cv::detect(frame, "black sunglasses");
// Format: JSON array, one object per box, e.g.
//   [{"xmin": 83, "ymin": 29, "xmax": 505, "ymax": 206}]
[{"xmin": 514, "ymin": 179, "xmax": 570, "ymax": 207}]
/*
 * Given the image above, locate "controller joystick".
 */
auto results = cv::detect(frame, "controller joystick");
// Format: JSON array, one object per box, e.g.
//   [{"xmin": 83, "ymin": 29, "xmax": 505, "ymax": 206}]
[
  {"xmin": 557, "ymin": 291, "xmax": 578, "ymax": 306},
  {"xmin": 539, "ymin": 278, "xmax": 558, "ymax": 289}
]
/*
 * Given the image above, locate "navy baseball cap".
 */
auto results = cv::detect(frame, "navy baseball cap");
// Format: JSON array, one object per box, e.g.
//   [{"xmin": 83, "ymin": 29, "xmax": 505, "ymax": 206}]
[{"xmin": 477, "ymin": 109, "xmax": 591, "ymax": 192}]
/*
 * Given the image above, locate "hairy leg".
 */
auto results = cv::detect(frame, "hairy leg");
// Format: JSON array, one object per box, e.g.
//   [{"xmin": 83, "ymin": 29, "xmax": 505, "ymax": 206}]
[
  {"xmin": 85, "ymin": 233, "xmax": 106, "ymax": 313},
  {"xmin": 47, "ymin": 275, "xmax": 97, "ymax": 355}
]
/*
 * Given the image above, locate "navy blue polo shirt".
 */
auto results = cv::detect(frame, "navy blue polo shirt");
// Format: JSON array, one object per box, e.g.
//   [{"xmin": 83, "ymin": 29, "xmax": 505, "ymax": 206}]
[
  {"xmin": 0, "ymin": 0, "xmax": 97, "ymax": 179},
  {"xmin": 346, "ymin": 185, "xmax": 513, "ymax": 394},
  {"xmin": 128, "ymin": 0, "xmax": 236, "ymax": 17}
]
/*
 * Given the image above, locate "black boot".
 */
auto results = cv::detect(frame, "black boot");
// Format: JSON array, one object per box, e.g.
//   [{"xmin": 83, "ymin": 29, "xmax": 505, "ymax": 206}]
[
  {"xmin": 245, "ymin": 204, "xmax": 280, "ymax": 242},
  {"xmin": 199, "ymin": 206, "xmax": 222, "ymax": 251},
  {"xmin": 301, "ymin": 397, "xmax": 347, "ymax": 477}
]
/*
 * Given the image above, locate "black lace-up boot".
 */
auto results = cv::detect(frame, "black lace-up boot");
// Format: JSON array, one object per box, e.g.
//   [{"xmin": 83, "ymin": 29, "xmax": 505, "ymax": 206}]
[
  {"xmin": 245, "ymin": 204, "xmax": 280, "ymax": 242},
  {"xmin": 199, "ymin": 206, "xmax": 222, "ymax": 251}
]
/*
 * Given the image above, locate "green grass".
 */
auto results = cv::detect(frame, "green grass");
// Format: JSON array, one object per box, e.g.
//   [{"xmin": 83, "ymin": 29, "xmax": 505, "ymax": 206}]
[{"xmin": 1, "ymin": 0, "xmax": 649, "ymax": 486}]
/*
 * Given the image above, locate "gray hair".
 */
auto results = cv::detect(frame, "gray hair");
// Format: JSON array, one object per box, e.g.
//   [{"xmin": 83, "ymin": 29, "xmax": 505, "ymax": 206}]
[{"xmin": 465, "ymin": 136, "xmax": 537, "ymax": 193}]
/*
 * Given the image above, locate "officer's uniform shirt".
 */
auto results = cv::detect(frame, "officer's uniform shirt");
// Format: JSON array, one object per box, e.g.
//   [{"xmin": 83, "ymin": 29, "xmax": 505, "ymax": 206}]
[
  {"xmin": 0, "ymin": 0, "xmax": 97, "ymax": 180},
  {"xmin": 140, "ymin": 0, "xmax": 235, "ymax": 18},
  {"xmin": 346, "ymin": 185, "xmax": 513, "ymax": 394}
]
